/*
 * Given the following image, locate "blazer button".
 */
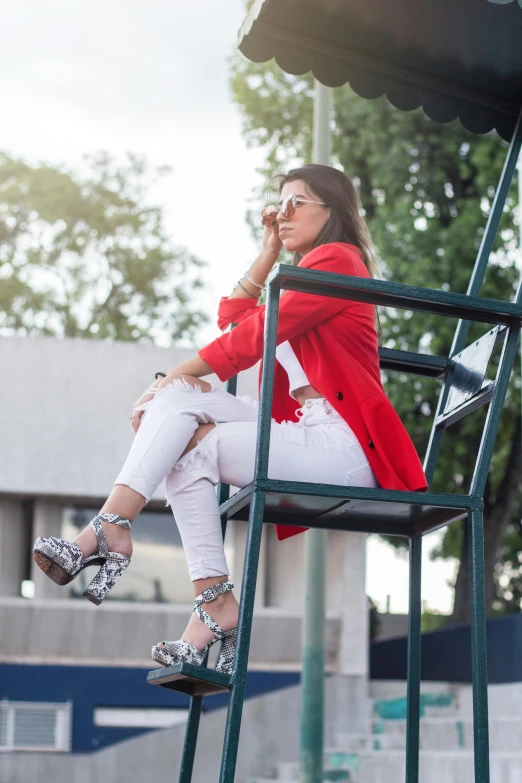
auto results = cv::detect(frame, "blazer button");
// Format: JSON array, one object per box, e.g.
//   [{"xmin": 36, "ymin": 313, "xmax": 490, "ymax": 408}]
[
  {"xmin": 369, "ymin": 440, "xmax": 375, "ymax": 449},
  {"xmin": 336, "ymin": 391, "xmax": 343, "ymax": 400}
]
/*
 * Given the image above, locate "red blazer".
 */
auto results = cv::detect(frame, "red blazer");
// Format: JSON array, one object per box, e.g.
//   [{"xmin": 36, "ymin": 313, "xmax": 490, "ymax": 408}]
[{"xmin": 198, "ymin": 242, "xmax": 428, "ymax": 541}]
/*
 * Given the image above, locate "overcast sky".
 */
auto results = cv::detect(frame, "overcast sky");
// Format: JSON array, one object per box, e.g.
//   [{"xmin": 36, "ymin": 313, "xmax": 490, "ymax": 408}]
[
  {"xmin": 0, "ymin": 0, "xmax": 263, "ymax": 345},
  {"xmin": 1, "ymin": 0, "xmax": 457, "ymax": 614}
]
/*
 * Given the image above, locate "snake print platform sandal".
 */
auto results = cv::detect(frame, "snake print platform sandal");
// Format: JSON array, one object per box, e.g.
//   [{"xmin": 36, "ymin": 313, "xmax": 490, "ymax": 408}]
[
  {"xmin": 32, "ymin": 513, "xmax": 132, "ymax": 605},
  {"xmin": 151, "ymin": 580, "xmax": 237, "ymax": 675}
]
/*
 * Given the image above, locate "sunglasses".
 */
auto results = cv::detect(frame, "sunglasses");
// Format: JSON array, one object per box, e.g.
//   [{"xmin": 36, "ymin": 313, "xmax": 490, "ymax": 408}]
[{"xmin": 261, "ymin": 193, "xmax": 327, "ymax": 227}]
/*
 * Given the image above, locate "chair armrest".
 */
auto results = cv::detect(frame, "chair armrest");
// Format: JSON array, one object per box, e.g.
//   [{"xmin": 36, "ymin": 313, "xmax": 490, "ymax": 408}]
[{"xmin": 270, "ymin": 264, "xmax": 522, "ymax": 327}]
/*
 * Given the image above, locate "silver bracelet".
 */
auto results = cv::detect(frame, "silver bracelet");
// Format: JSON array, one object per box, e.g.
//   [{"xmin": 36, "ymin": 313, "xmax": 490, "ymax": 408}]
[
  {"xmin": 244, "ymin": 271, "xmax": 266, "ymax": 291},
  {"xmin": 236, "ymin": 279, "xmax": 259, "ymax": 298}
]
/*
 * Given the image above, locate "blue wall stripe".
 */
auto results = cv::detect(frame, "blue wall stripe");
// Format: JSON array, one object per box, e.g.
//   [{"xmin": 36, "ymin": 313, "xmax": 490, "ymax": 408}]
[
  {"xmin": 370, "ymin": 612, "xmax": 522, "ymax": 683},
  {"xmin": 0, "ymin": 663, "xmax": 300, "ymax": 753}
]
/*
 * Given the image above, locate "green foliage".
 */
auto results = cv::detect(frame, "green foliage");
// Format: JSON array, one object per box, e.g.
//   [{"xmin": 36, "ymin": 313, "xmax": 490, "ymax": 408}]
[
  {"xmin": 421, "ymin": 609, "xmax": 451, "ymax": 633},
  {"xmin": 230, "ymin": 54, "xmax": 522, "ymax": 615},
  {"xmin": 492, "ymin": 518, "xmax": 522, "ymax": 615},
  {"xmin": 0, "ymin": 151, "xmax": 208, "ymax": 343}
]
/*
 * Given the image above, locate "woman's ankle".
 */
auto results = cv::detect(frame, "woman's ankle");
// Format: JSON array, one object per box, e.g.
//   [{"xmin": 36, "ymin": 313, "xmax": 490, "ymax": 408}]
[
  {"xmin": 101, "ymin": 522, "xmax": 133, "ymax": 557},
  {"xmin": 74, "ymin": 521, "xmax": 133, "ymax": 559},
  {"xmin": 193, "ymin": 576, "xmax": 231, "ymax": 596}
]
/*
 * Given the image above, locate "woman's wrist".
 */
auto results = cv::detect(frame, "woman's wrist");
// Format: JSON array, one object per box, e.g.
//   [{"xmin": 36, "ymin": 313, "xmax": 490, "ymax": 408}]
[
  {"xmin": 164, "ymin": 355, "xmax": 212, "ymax": 379},
  {"xmin": 258, "ymin": 249, "xmax": 280, "ymax": 265},
  {"xmin": 228, "ymin": 249, "xmax": 279, "ymax": 300}
]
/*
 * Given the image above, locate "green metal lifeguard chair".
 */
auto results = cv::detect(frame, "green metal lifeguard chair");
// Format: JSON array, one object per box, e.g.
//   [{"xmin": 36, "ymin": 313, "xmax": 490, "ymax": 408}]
[{"xmin": 148, "ymin": 2, "xmax": 522, "ymax": 781}]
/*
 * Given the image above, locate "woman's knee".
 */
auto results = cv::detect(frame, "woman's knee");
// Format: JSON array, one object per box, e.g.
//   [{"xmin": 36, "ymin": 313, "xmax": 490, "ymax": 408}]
[{"xmin": 156, "ymin": 374, "xmax": 213, "ymax": 393}]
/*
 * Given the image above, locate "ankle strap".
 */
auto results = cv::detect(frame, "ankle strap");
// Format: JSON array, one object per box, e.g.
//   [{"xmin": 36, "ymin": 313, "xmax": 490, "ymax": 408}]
[
  {"xmin": 193, "ymin": 580, "xmax": 234, "ymax": 640},
  {"xmin": 195, "ymin": 580, "xmax": 234, "ymax": 606},
  {"xmin": 91, "ymin": 513, "xmax": 132, "ymax": 557},
  {"xmin": 98, "ymin": 513, "xmax": 132, "ymax": 531}
]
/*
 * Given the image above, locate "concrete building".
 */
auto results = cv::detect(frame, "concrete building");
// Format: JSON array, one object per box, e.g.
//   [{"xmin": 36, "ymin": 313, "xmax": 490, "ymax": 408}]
[{"xmin": 0, "ymin": 335, "xmax": 369, "ymax": 779}]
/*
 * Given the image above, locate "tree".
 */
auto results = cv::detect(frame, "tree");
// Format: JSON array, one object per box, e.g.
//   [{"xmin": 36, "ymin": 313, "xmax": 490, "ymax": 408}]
[
  {"xmin": 0, "ymin": 151, "xmax": 208, "ymax": 343},
  {"xmin": 230, "ymin": 57, "xmax": 522, "ymax": 623}
]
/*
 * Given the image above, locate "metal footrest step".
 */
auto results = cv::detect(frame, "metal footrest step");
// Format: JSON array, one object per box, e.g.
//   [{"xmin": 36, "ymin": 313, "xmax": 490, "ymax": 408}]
[{"xmin": 147, "ymin": 661, "xmax": 232, "ymax": 696}]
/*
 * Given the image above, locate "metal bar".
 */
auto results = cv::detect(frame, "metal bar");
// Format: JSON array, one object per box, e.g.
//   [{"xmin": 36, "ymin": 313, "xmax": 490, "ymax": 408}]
[
  {"xmin": 405, "ymin": 535, "xmax": 422, "ymax": 783},
  {"xmin": 299, "ymin": 77, "xmax": 329, "ymax": 783},
  {"xmin": 468, "ymin": 507, "xmax": 490, "ymax": 783},
  {"xmin": 253, "ymin": 480, "xmax": 477, "ymax": 509},
  {"xmin": 451, "ymin": 108, "xmax": 522, "ymax": 356},
  {"xmin": 423, "ymin": 393, "xmax": 450, "ymax": 485},
  {"xmin": 300, "ymin": 519, "xmax": 326, "ymax": 783},
  {"xmin": 424, "ymin": 116, "xmax": 522, "ymax": 483},
  {"xmin": 219, "ymin": 276, "xmax": 281, "ymax": 783},
  {"xmin": 221, "ymin": 505, "xmax": 464, "ymax": 539},
  {"xmin": 219, "ymin": 479, "xmax": 477, "ymax": 519},
  {"xmin": 378, "ymin": 347, "xmax": 447, "ymax": 378},
  {"xmin": 519, "ymin": 153, "xmax": 522, "ymax": 629},
  {"xmin": 178, "ymin": 696, "xmax": 203, "ymax": 783},
  {"xmin": 178, "ymin": 357, "xmax": 239, "ymax": 781},
  {"xmin": 434, "ymin": 383, "xmax": 495, "ymax": 429},
  {"xmin": 274, "ymin": 265, "xmax": 522, "ymax": 325},
  {"xmin": 470, "ymin": 326, "xmax": 520, "ymax": 499}
]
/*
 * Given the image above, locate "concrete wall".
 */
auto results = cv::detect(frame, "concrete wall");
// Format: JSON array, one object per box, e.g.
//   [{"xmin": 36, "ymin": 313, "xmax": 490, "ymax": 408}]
[
  {"xmin": 375, "ymin": 612, "xmax": 409, "ymax": 640},
  {"xmin": 0, "ymin": 597, "xmax": 341, "ymax": 669},
  {"xmin": 0, "ymin": 335, "xmax": 258, "ymax": 501},
  {"xmin": 0, "ymin": 499, "xmax": 30, "ymax": 596},
  {"xmin": 0, "ymin": 674, "xmax": 355, "ymax": 783}
]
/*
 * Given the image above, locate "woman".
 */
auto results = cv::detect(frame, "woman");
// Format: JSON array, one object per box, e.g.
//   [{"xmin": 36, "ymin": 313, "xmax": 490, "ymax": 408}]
[{"xmin": 33, "ymin": 164, "xmax": 427, "ymax": 675}]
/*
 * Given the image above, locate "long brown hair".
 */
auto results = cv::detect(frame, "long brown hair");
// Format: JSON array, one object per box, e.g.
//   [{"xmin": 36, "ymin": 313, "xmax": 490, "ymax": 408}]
[{"xmin": 272, "ymin": 164, "xmax": 378, "ymax": 276}]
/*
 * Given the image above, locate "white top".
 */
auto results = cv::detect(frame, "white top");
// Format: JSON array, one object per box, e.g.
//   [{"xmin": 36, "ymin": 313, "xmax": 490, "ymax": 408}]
[{"xmin": 275, "ymin": 340, "xmax": 310, "ymax": 399}]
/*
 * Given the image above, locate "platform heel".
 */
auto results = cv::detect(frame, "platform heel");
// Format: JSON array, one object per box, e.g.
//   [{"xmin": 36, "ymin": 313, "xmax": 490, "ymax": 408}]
[
  {"xmin": 215, "ymin": 627, "xmax": 237, "ymax": 675},
  {"xmin": 82, "ymin": 551, "xmax": 131, "ymax": 605},
  {"xmin": 151, "ymin": 580, "xmax": 237, "ymax": 674},
  {"xmin": 33, "ymin": 512, "xmax": 132, "ymax": 605}
]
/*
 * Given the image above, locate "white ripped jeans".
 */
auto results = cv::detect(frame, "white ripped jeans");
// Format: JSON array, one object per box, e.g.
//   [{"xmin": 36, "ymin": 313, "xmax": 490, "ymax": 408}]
[{"xmin": 114, "ymin": 380, "xmax": 377, "ymax": 581}]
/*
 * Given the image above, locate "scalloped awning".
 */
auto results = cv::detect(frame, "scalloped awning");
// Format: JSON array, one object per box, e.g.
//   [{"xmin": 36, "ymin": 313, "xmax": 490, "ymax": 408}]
[{"xmin": 239, "ymin": 0, "xmax": 522, "ymax": 141}]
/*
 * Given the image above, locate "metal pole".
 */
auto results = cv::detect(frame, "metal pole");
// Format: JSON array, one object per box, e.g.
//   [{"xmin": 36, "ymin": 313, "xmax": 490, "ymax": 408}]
[
  {"xmin": 179, "ymin": 365, "xmax": 237, "ymax": 782},
  {"xmin": 299, "ymin": 79, "xmax": 331, "ymax": 783},
  {"xmin": 518, "ymin": 157, "xmax": 522, "ymax": 477},
  {"xmin": 219, "ymin": 279, "xmax": 281, "ymax": 783},
  {"xmin": 405, "ymin": 535, "xmax": 422, "ymax": 783},
  {"xmin": 468, "ymin": 506, "xmax": 491, "ymax": 783}
]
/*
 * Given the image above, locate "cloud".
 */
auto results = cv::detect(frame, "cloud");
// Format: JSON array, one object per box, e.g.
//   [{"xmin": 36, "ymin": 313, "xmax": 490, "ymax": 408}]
[
  {"xmin": 0, "ymin": 0, "xmax": 264, "ymax": 348},
  {"xmin": 0, "ymin": 0, "xmax": 244, "ymax": 120}
]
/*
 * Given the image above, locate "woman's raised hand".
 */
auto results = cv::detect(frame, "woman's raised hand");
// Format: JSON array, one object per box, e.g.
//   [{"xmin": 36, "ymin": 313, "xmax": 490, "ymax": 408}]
[{"xmin": 262, "ymin": 206, "xmax": 283, "ymax": 259}]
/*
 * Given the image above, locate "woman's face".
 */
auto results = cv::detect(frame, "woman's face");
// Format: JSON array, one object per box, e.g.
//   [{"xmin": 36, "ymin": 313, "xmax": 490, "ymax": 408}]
[{"xmin": 277, "ymin": 179, "xmax": 330, "ymax": 255}]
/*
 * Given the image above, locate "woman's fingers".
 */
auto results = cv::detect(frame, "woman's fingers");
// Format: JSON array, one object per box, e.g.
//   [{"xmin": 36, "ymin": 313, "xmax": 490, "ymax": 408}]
[
  {"xmin": 130, "ymin": 381, "xmax": 161, "ymax": 431},
  {"xmin": 131, "ymin": 408, "xmax": 143, "ymax": 432},
  {"xmin": 262, "ymin": 207, "xmax": 282, "ymax": 257},
  {"xmin": 261, "ymin": 205, "xmax": 277, "ymax": 227}
]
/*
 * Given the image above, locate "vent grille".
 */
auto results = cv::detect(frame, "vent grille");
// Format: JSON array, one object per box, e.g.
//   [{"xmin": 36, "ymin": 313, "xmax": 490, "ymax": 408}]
[{"xmin": 0, "ymin": 701, "xmax": 71, "ymax": 752}]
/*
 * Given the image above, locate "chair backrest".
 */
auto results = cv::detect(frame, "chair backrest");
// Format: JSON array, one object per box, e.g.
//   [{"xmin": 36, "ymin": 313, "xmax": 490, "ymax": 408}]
[
  {"xmin": 435, "ymin": 326, "xmax": 503, "ymax": 430},
  {"xmin": 423, "ymin": 318, "xmax": 520, "ymax": 498}
]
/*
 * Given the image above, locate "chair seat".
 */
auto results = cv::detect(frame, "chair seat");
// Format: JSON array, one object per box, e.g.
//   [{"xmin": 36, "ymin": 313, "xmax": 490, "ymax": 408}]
[
  {"xmin": 147, "ymin": 662, "xmax": 231, "ymax": 697},
  {"xmin": 219, "ymin": 480, "xmax": 471, "ymax": 537}
]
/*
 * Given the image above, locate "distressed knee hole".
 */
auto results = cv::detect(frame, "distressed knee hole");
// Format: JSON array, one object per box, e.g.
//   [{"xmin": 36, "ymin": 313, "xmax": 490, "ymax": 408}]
[
  {"xmin": 182, "ymin": 423, "xmax": 217, "ymax": 456},
  {"xmin": 158, "ymin": 376, "xmax": 214, "ymax": 394}
]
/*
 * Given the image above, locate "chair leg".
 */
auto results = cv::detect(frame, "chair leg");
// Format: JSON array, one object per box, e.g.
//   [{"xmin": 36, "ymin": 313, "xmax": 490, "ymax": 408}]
[
  {"xmin": 468, "ymin": 508, "xmax": 490, "ymax": 783},
  {"xmin": 178, "ymin": 695, "xmax": 203, "ymax": 783},
  {"xmin": 218, "ymin": 488, "xmax": 267, "ymax": 783},
  {"xmin": 405, "ymin": 535, "xmax": 422, "ymax": 783}
]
